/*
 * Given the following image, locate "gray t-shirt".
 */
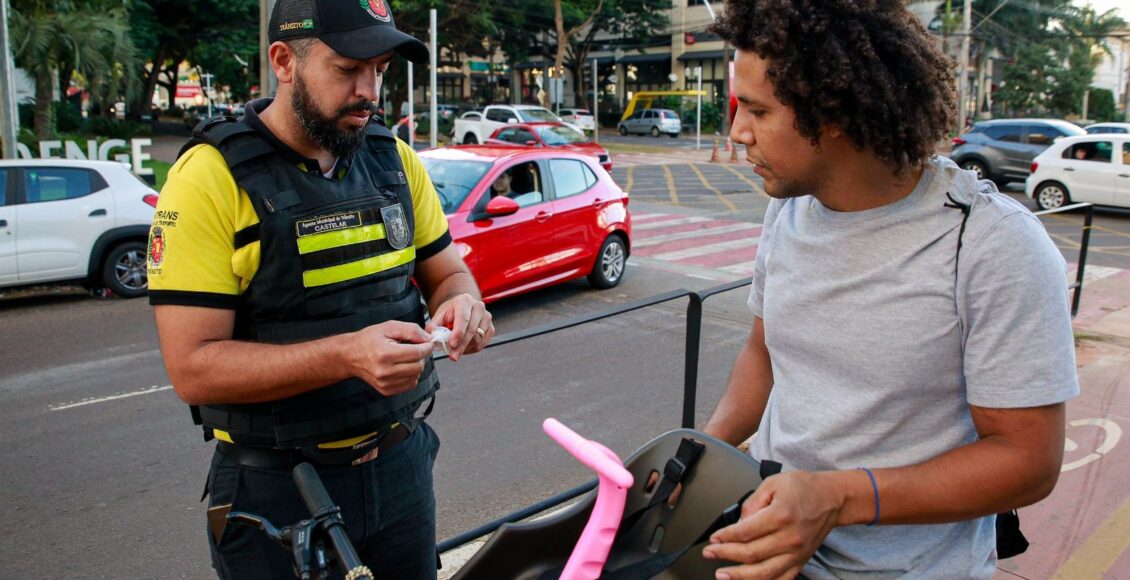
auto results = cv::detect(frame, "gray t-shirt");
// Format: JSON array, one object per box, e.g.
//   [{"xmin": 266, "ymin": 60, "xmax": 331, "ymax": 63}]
[{"xmin": 747, "ymin": 156, "xmax": 1079, "ymax": 579}]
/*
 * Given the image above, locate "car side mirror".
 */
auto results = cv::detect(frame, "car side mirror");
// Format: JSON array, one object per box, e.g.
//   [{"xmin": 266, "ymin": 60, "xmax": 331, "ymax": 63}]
[
  {"xmin": 485, "ymin": 196, "xmax": 520, "ymax": 217},
  {"xmin": 507, "ymin": 118, "xmax": 519, "ymax": 124}
]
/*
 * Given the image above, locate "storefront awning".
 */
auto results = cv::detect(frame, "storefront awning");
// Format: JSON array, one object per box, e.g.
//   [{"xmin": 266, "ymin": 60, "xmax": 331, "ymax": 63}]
[
  {"xmin": 677, "ymin": 49, "xmax": 726, "ymax": 61},
  {"xmin": 618, "ymin": 53, "xmax": 670, "ymax": 65}
]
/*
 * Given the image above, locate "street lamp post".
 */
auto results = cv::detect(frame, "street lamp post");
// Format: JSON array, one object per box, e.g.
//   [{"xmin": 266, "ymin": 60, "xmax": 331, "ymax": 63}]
[
  {"xmin": 1, "ymin": 0, "xmax": 19, "ymax": 159},
  {"xmin": 695, "ymin": 66, "xmax": 702, "ymax": 150}
]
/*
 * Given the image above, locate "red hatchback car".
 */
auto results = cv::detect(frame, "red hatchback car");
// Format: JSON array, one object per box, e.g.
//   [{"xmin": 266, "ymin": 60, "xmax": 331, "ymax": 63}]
[
  {"xmin": 486, "ymin": 122, "xmax": 613, "ymax": 172},
  {"xmin": 418, "ymin": 145, "xmax": 631, "ymax": 303}
]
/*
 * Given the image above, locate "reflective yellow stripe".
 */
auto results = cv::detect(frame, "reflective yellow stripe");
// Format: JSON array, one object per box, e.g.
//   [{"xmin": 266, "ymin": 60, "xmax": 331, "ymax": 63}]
[
  {"xmin": 215, "ymin": 424, "xmax": 401, "ymax": 448},
  {"xmin": 297, "ymin": 224, "xmax": 387, "ymax": 255},
  {"xmin": 316, "ymin": 422, "xmax": 400, "ymax": 449},
  {"xmin": 302, "ymin": 246, "xmax": 415, "ymax": 288}
]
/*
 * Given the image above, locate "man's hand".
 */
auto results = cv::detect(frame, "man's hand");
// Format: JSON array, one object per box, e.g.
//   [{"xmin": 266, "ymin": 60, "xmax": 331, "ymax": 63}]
[
  {"xmin": 703, "ymin": 470, "xmax": 860, "ymax": 579},
  {"xmin": 346, "ymin": 320, "xmax": 435, "ymax": 395},
  {"xmin": 426, "ymin": 293, "xmax": 494, "ymax": 361}
]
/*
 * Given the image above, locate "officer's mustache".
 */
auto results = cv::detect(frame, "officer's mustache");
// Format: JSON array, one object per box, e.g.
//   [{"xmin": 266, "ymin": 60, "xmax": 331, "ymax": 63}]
[{"xmin": 338, "ymin": 101, "xmax": 375, "ymax": 117}]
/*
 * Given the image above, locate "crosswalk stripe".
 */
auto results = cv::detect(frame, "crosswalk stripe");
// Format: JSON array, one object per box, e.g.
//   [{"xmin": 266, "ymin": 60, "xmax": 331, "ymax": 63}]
[
  {"xmin": 632, "ymin": 216, "xmax": 713, "ymax": 230},
  {"xmin": 720, "ymin": 261, "xmax": 756, "ymax": 275},
  {"xmin": 633, "ymin": 222, "xmax": 759, "ymax": 248},
  {"xmin": 652, "ymin": 237, "xmax": 758, "ymax": 261}
]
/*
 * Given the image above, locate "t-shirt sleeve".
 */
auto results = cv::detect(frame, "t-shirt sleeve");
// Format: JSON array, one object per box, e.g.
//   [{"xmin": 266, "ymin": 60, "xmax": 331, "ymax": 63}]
[
  {"xmin": 397, "ymin": 139, "xmax": 451, "ymax": 260},
  {"xmin": 960, "ymin": 211, "xmax": 1079, "ymax": 408},
  {"xmin": 748, "ymin": 198, "xmax": 783, "ymax": 317},
  {"xmin": 147, "ymin": 144, "xmax": 244, "ymax": 309}
]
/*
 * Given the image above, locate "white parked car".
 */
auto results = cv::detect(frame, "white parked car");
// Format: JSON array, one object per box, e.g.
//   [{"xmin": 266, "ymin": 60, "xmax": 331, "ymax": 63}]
[
  {"xmin": 0, "ymin": 159, "xmax": 157, "ymax": 297},
  {"xmin": 1025, "ymin": 134, "xmax": 1130, "ymax": 210},
  {"xmin": 453, "ymin": 104, "xmax": 582, "ymax": 145},
  {"xmin": 558, "ymin": 108, "xmax": 596, "ymax": 132},
  {"xmin": 1084, "ymin": 122, "xmax": 1130, "ymax": 135}
]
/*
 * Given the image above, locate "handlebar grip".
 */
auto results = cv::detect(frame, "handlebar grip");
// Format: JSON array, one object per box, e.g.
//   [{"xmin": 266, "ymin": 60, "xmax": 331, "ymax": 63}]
[
  {"xmin": 292, "ymin": 463, "xmax": 335, "ymax": 516},
  {"xmin": 291, "ymin": 463, "xmax": 372, "ymax": 580}
]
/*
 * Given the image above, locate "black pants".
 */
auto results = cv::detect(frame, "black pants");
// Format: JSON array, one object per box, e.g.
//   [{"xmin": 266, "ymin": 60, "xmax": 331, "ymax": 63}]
[{"xmin": 205, "ymin": 423, "xmax": 441, "ymax": 579}]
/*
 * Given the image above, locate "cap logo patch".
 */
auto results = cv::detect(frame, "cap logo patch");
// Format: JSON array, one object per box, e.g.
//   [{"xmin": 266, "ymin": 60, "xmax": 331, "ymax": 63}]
[
  {"xmin": 279, "ymin": 19, "xmax": 314, "ymax": 32},
  {"xmin": 361, "ymin": 0, "xmax": 391, "ymax": 22}
]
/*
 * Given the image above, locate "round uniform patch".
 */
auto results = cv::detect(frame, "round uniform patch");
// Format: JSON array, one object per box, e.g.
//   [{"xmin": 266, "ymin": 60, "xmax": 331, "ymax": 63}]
[
  {"xmin": 361, "ymin": 0, "xmax": 391, "ymax": 22},
  {"xmin": 148, "ymin": 226, "xmax": 165, "ymax": 268}
]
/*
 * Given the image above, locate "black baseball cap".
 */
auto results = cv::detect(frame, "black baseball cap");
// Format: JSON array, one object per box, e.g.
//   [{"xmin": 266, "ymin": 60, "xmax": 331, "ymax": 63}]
[{"xmin": 269, "ymin": 0, "xmax": 429, "ymax": 63}]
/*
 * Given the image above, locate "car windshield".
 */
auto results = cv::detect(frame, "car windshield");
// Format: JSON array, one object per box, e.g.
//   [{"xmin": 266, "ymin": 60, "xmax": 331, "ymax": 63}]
[
  {"xmin": 536, "ymin": 125, "xmax": 588, "ymax": 145},
  {"xmin": 420, "ymin": 158, "xmax": 491, "ymax": 214},
  {"xmin": 519, "ymin": 108, "xmax": 560, "ymax": 122}
]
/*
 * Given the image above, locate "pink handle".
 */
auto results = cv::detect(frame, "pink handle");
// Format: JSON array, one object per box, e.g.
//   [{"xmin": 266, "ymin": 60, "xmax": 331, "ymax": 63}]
[{"xmin": 543, "ymin": 418, "xmax": 634, "ymax": 580}]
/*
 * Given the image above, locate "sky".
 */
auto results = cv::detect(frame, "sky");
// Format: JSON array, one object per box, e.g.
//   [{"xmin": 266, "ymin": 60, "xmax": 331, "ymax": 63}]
[{"xmin": 1074, "ymin": 0, "xmax": 1126, "ymax": 20}]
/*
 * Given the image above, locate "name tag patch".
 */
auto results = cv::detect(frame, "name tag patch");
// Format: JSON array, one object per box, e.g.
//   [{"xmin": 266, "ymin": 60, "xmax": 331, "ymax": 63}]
[{"xmin": 295, "ymin": 211, "xmax": 363, "ymax": 237}]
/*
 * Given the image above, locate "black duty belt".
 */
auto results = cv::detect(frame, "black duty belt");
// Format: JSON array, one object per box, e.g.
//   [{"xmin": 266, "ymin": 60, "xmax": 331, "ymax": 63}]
[{"xmin": 217, "ymin": 423, "xmax": 413, "ymax": 470}]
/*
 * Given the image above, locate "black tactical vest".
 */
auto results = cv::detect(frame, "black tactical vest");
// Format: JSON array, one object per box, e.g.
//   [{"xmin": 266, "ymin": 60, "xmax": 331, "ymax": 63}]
[{"xmin": 180, "ymin": 107, "xmax": 439, "ymax": 449}]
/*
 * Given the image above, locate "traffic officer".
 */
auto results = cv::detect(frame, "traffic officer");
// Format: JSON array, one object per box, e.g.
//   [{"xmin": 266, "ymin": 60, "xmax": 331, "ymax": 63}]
[{"xmin": 146, "ymin": 0, "xmax": 495, "ymax": 577}]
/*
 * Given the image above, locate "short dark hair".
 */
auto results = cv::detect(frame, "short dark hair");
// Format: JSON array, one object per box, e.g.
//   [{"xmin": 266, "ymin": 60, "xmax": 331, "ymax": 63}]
[
  {"xmin": 287, "ymin": 38, "xmax": 317, "ymax": 61},
  {"xmin": 711, "ymin": 0, "xmax": 956, "ymax": 174}
]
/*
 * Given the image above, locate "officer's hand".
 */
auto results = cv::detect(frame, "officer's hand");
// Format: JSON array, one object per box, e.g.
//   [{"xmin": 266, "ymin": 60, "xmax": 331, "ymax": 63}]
[
  {"xmin": 702, "ymin": 470, "xmax": 846, "ymax": 579},
  {"xmin": 427, "ymin": 293, "xmax": 494, "ymax": 362},
  {"xmin": 348, "ymin": 321, "xmax": 434, "ymax": 396}
]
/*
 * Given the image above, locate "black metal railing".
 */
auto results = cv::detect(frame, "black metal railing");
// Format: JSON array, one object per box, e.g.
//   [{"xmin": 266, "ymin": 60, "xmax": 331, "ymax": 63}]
[
  {"xmin": 437, "ymin": 202, "xmax": 1095, "ymax": 555},
  {"xmin": 1033, "ymin": 202, "xmax": 1093, "ymax": 317}
]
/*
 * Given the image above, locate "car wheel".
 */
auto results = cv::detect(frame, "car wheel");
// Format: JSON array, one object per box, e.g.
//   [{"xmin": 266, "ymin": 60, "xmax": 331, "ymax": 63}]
[
  {"xmin": 1035, "ymin": 182, "xmax": 1070, "ymax": 211},
  {"xmin": 618, "ymin": 125, "xmax": 628, "ymax": 136},
  {"xmin": 101, "ymin": 241, "xmax": 148, "ymax": 298},
  {"xmin": 588, "ymin": 235, "xmax": 627, "ymax": 289},
  {"xmin": 463, "ymin": 134, "xmax": 478, "ymax": 145},
  {"xmin": 959, "ymin": 159, "xmax": 988, "ymax": 181},
  {"xmin": 651, "ymin": 126, "xmax": 660, "ymax": 138}
]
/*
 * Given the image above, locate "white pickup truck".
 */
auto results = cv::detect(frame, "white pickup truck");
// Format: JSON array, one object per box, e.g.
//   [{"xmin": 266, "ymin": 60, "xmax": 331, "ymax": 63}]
[{"xmin": 453, "ymin": 104, "xmax": 582, "ymax": 144}]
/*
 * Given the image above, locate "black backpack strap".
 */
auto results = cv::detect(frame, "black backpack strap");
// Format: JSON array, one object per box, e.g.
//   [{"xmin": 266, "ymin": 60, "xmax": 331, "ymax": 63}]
[{"xmin": 616, "ymin": 438, "xmax": 706, "ymax": 539}]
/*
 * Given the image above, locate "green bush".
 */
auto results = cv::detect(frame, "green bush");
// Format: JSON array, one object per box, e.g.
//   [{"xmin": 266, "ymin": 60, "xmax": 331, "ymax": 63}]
[{"xmin": 86, "ymin": 117, "xmax": 153, "ymax": 139}]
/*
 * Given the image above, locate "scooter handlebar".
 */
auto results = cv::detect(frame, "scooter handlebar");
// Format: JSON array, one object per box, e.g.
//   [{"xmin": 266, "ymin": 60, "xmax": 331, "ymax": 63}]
[{"xmin": 291, "ymin": 463, "xmax": 373, "ymax": 580}]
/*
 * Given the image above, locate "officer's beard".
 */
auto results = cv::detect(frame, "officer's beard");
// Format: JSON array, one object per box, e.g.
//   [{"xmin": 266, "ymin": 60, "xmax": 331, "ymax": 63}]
[{"xmin": 292, "ymin": 72, "xmax": 372, "ymax": 160}]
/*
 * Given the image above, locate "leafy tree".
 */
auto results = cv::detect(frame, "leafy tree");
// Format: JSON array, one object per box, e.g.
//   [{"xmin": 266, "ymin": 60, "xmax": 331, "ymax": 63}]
[
  {"xmin": 1087, "ymin": 88, "xmax": 1115, "ymax": 122},
  {"xmin": 10, "ymin": 0, "xmax": 139, "ymax": 139},
  {"xmin": 128, "ymin": 0, "xmax": 258, "ymax": 118}
]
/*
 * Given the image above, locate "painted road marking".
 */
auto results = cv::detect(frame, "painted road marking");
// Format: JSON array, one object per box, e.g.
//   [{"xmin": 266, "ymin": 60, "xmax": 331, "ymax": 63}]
[
  {"xmin": 1051, "ymin": 493, "xmax": 1130, "ymax": 579},
  {"xmin": 661, "ymin": 164, "xmax": 679, "ymax": 205},
  {"xmin": 1062, "ymin": 418, "xmax": 1122, "ymax": 472},
  {"xmin": 632, "ymin": 222, "xmax": 758, "ymax": 248},
  {"xmin": 49, "ymin": 385, "xmax": 174, "ymax": 411},
  {"xmin": 651, "ymin": 237, "xmax": 758, "ymax": 261},
  {"xmin": 632, "ymin": 216, "xmax": 713, "ymax": 231},
  {"xmin": 689, "ymin": 163, "xmax": 739, "ymax": 212}
]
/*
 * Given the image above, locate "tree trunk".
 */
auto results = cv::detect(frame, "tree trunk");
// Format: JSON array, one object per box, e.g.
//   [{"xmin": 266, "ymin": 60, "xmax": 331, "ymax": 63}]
[
  {"xmin": 134, "ymin": 43, "xmax": 169, "ymax": 119},
  {"xmin": 34, "ymin": 69, "xmax": 56, "ymax": 141}
]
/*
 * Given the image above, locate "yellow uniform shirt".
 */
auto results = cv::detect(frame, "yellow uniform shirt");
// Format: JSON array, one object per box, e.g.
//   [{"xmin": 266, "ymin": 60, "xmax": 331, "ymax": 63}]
[{"xmin": 148, "ymin": 138, "xmax": 450, "ymax": 308}]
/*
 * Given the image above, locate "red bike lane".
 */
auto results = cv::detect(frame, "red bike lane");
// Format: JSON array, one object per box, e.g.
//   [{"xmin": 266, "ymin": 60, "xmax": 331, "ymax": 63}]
[{"xmin": 997, "ymin": 273, "xmax": 1130, "ymax": 579}]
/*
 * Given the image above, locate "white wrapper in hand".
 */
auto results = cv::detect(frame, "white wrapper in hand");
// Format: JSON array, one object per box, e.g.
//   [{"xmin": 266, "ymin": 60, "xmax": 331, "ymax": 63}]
[{"xmin": 429, "ymin": 326, "xmax": 453, "ymax": 355}]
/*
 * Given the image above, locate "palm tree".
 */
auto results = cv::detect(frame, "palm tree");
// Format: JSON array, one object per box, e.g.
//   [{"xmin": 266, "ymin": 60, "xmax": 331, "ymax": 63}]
[{"xmin": 10, "ymin": 0, "xmax": 139, "ymax": 139}]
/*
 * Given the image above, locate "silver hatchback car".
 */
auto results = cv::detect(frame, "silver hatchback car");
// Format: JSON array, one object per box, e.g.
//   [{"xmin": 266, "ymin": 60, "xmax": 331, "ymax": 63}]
[{"xmin": 617, "ymin": 108, "xmax": 681, "ymax": 138}]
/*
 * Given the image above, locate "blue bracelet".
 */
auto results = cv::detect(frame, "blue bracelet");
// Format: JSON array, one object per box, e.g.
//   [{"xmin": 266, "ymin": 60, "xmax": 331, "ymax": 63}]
[{"xmin": 859, "ymin": 467, "xmax": 880, "ymax": 526}]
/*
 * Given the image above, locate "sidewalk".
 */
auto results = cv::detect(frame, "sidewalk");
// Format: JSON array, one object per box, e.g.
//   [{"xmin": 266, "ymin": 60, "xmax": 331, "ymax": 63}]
[{"xmin": 997, "ymin": 270, "xmax": 1130, "ymax": 578}]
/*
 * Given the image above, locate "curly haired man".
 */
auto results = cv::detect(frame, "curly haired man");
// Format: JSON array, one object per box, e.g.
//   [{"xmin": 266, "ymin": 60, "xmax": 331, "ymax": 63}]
[{"xmin": 701, "ymin": 1, "xmax": 1079, "ymax": 578}]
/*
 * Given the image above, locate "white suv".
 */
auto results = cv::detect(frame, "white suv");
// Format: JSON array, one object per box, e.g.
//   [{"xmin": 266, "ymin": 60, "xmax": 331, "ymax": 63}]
[{"xmin": 0, "ymin": 159, "xmax": 157, "ymax": 298}]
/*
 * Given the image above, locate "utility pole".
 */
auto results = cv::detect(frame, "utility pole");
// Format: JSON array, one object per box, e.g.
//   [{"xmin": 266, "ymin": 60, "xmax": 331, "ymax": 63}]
[
  {"xmin": 958, "ymin": 0, "xmax": 972, "ymax": 133},
  {"xmin": 429, "ymin": 9, "xmax": 437, "ymax": 148},
  {"xmin": 201, "ymin": 72, "xmax": 215, "ymax": 117},
  {"xmin": 592, "ymin": 57, "xmax": 598, "ymax": 143},
  {"xmin": 0, "ymin": 0, "xmax": 19, "ymax": 159},
  {"xmin": 260, "ymin": 0, "xmax": 277, "ymax": 98}
]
